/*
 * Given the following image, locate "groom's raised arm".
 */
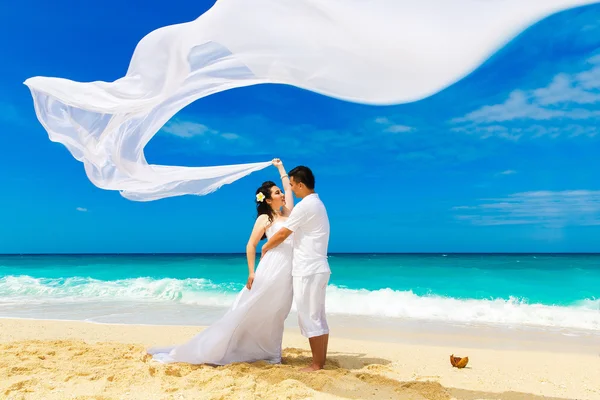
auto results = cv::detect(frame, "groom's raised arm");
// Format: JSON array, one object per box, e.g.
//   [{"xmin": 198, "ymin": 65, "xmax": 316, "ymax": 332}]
[
  {"xmin": 261, "ymin": 227, "xmax": 293, "ymax": 256},
  {"xmin": 261, "ymin": 202, "xmax": 307, "ymax": 257}
]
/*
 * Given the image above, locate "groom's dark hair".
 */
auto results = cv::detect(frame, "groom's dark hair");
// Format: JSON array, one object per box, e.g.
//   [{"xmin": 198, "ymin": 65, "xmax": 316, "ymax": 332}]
[{"xmin": 288, "ymin": 166, "xmax": 315, "ymax": 189}]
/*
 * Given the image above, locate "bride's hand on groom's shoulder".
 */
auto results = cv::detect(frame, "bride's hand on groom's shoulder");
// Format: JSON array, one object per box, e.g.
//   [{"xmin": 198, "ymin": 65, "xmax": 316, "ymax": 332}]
[{"xmin": 246, "ymin": 274, "xmax": 255, "ymax": 290}]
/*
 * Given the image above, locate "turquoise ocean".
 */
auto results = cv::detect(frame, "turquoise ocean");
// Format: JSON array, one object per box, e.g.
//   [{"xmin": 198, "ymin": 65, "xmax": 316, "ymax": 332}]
[{"xmin": 0, "ymin": 254, "xmax": 598, "ymax": 332}]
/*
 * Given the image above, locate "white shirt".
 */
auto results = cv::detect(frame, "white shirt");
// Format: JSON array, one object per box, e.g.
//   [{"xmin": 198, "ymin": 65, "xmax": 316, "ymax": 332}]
[{"xmin": 284, "ymin": 193, "xmax": 331, "ymax": 277}]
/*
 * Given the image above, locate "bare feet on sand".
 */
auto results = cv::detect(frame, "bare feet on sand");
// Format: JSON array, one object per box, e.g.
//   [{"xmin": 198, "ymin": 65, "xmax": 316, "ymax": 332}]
[{"xmin": 300, "ymin": 364, "xmax": 323, "ymax": 372}]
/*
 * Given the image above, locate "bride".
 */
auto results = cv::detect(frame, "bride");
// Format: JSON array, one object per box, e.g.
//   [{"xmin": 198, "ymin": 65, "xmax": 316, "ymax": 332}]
[{"xmin": 148, "ymin": 158, "xmax": 294, "ymax": 365}]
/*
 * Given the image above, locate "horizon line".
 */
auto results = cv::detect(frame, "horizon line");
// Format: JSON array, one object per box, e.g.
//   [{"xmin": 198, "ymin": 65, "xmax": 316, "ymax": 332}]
[{"xmin": 1, "ymin": 252, "xmax": 599, "ymax": 256}]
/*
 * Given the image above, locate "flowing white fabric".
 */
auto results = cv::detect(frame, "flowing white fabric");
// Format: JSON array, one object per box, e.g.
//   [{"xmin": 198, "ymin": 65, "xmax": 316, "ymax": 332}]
[
  {"xmin": 148, "ymin": 220, "xmax": 294, "ymax": 364},
  {"xmin": 24, "ymin": 0, "xmax": 598, "ymax": 201}
]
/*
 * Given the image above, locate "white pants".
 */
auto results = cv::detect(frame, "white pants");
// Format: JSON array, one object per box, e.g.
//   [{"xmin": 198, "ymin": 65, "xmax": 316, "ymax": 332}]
[{"xmin": 293, "ymin": 272, "xmax": 330, "ymax": 338}]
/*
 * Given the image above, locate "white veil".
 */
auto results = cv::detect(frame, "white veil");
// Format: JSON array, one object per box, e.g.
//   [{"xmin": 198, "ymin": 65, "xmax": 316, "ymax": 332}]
[{"xmin": 24, "ymin": 0, "xmax": 598, "ymax": 201}]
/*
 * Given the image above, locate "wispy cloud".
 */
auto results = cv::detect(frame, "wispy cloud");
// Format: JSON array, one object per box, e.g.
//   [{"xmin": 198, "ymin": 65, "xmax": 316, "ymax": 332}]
[
  {"xmin": 162, "ymin": 112, "xmax": 418, "ymax": 161},
  {"xmin": 577, "ymin": 54, "xmax": 600, "ymax": 89},
  {"xmin": 76, "ymin": 207, "xmax": 88, "ymax": 212},
  {"xmin": 454, "ymin": 55, "xmax": 600, "ymax": 124},
  {"xmin": 385, "ymin": 125, "xmax": 414, "ymax": 133},
  {"xmin": 162, "ymin": 119, "xmax": 215, "ymax": 138},
  {"xmin": 453, "ymin": 190, "xmax": 600, "ymax": 227},
  {"xmin": 451, "ymin": 54, "xmax": 600, "ymax": 140},
  {"xmin": 158, "ymin": 116, "xmax": 256, "ymax": 157},
  {"xmin": 374, "ymin": 117, "xmax": 415, "ymax": 133},
  {"xmin": 162, "ymin": 118, "xmax": 249, "ymax": 143},
  {"xmin": 497, "ymin": 170, "xmax": 517, "ymax": 176},
  {"xmin": 374, "ymin": 117, "xmax": 390, "ymax": 124},
  {"xmin": 220, "ymin": 133, "xmax": 240, "ymax": 140},
  {"xmin": 455, "ymin": 91, "xmax": 567, "ymax": 124},
  {"xmin": 451, "ymin": 123, "xmax": 598, "ymax": 140},
  {"xmin": 534, "ymin": 73, "xmax": 600, "ymax": 105}
]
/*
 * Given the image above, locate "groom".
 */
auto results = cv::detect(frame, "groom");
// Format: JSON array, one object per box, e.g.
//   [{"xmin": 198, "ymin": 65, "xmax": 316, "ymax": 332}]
[{"xmin": 261, "ymin": 165, "xmax": 331, "ymax": 372}]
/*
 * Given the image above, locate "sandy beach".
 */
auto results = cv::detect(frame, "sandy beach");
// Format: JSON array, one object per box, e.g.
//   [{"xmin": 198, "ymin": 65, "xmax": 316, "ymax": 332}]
[{"xmin": 1, "ymin": 318, "xmax": 598, "ymax": 400}]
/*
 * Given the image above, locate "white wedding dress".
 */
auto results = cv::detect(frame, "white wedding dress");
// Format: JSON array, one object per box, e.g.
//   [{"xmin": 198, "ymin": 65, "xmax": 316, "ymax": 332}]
[{"xmin": 148, "ymin": 220, "xmax": 294, "ymax": 365}]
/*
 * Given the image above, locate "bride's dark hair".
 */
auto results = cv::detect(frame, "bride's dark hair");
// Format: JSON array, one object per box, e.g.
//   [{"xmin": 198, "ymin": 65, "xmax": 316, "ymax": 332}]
[{"xmin": 256, "ymin": 181, "xmax": 276, "ymax": 240}]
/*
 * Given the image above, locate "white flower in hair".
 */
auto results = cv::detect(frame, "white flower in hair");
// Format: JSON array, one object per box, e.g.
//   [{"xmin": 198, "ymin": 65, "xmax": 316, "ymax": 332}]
[{"xmin": 256, "ymin": 192, "xmax": 265, "ymax": 202}]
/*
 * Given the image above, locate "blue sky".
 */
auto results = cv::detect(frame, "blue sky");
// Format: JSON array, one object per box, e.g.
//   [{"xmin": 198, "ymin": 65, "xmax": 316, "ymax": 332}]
[{"xmin": 1, "ymin": 1, "xmax": 599, "ymax": 253}]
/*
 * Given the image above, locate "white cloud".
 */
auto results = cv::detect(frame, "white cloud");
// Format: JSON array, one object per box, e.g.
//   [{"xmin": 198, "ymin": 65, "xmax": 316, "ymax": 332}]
[
  {"xmin": 451, "ymin": 125, "xmax": 524, "ymax": 141},
  {"xmin": 374, "ymin": 117, "xmax": 414, "ymax": 133},
  {"xmin": 162, "ymin": 120, "xmax": 213, "ymax": 138},
  {"xmin": 455, "ymin": 91, "xmax": 566, "ymax": 124},
  {"xmin": 576, "ymin": 55, "xmax": 600, "ymax": 90},
  {"xmin": 452, "ymin": 54, "xmax": 600, "ymax": 129},
  {"xmin": 453, "ymin": 123, "xmax": 598, "ymax": 140},
  {"xmin": 374, "ymin": 117, "xmax": 391, "ymax": 124},
  {"xmin": 453, "ymin": 190, "xmax": 600, "ymax": 227},
  {"xmin": 161, "ymin": 117, "xmax": 249, "ymax": 147},
  {"xmin": 76, "ymin": 207, "xmax": 88, "ymax": 212},
  {"xmin": 221, "ymin": 133, "xmax": 240, "ymax": 140},
  {"xmin": 533, "ymin": 74, "xmax": 600, "ymax": 105},
  {"xmin": 497, "ymin": 170, "xmax": 517, "ymax": 176},
  {"xmin": 452, "ymin": 205, "xmax": 476, "ymax": 210},
  {"xmin": 385, "ymin": 125, "xmax": 413, "ymax": 133},
  {"xmin": 562, "ymin": 124, "xmax": 598, "ymax": 138}
]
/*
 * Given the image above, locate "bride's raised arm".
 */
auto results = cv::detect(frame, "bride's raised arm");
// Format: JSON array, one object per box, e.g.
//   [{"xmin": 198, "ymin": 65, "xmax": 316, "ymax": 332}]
[{"xmin": 272, "ymin": 158, "xmax": 294, "ymax": 215}]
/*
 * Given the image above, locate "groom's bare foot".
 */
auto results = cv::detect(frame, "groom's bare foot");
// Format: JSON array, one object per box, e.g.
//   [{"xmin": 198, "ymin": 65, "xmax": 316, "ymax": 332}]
[
  {"xmin": 303, "ymin": 334, "xmax": 328, "ymax": 372},
  {"xmin": 300, "ymin": 364, "xmax": 323, "ymax": 372}
]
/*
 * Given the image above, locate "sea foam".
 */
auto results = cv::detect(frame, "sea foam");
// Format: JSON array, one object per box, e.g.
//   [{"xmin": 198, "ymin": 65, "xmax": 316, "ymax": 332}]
[{"xmin": 1, "ymin": 275, "xmax": 598, "ymax": 331}]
